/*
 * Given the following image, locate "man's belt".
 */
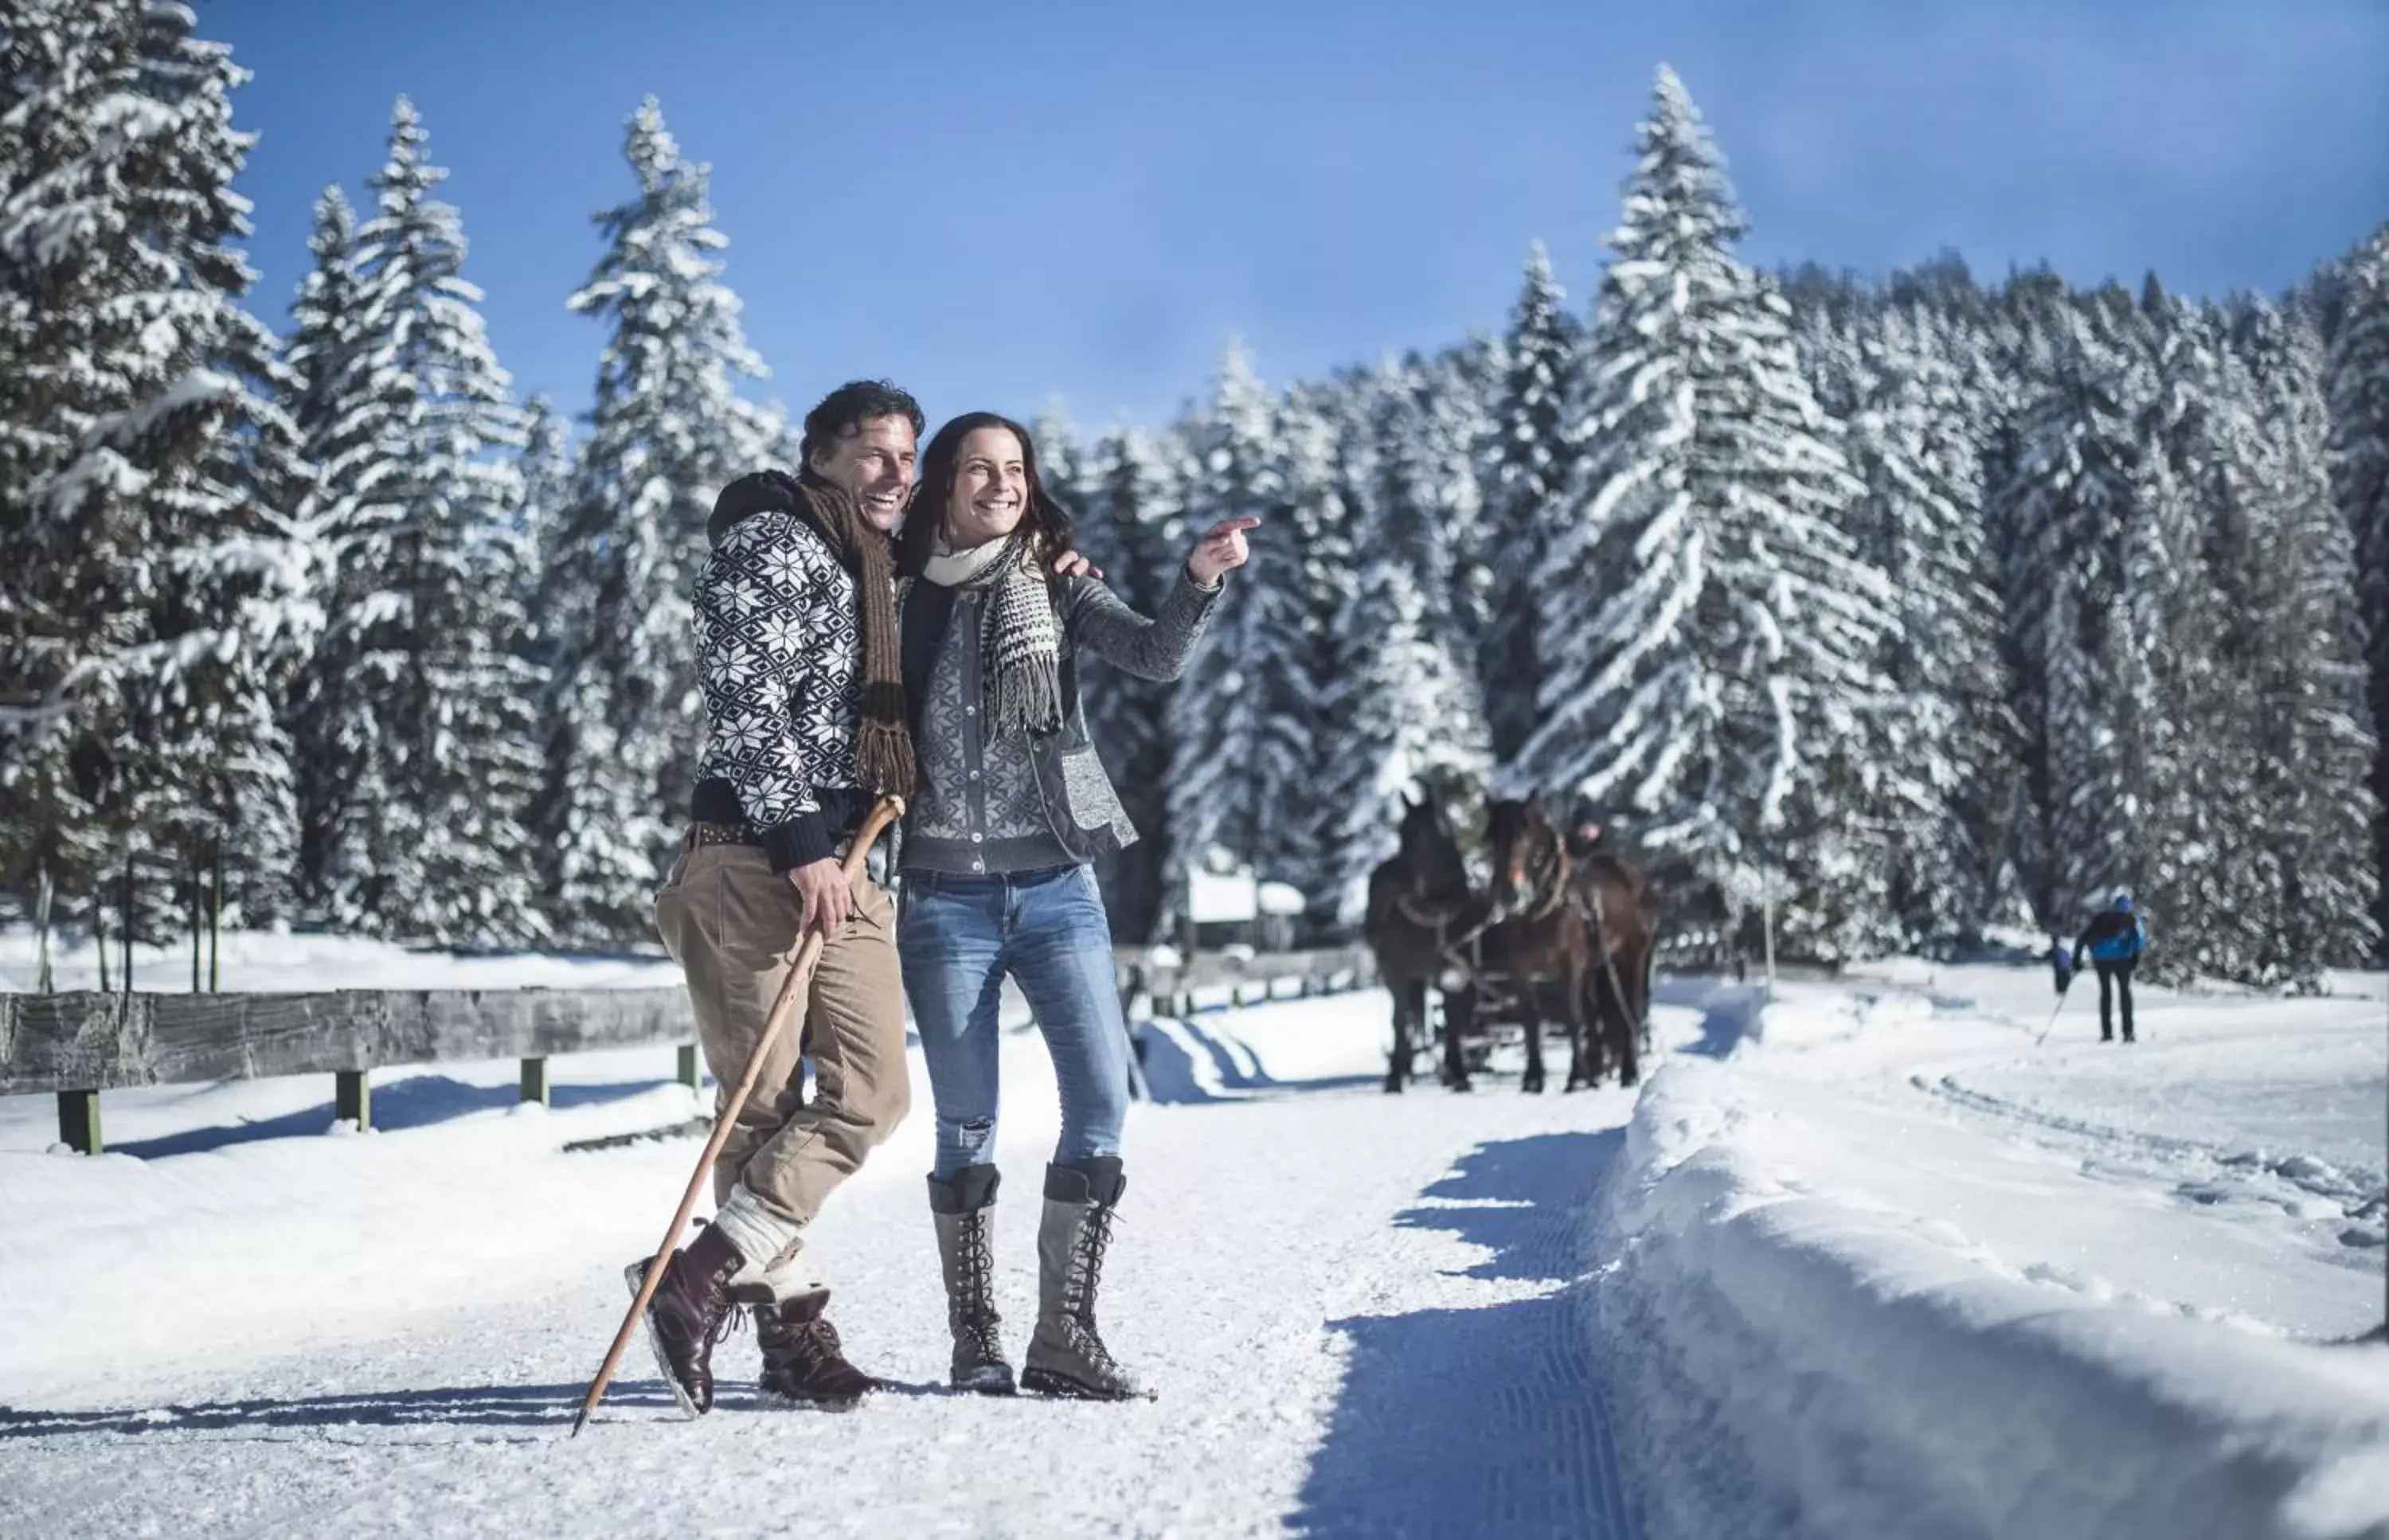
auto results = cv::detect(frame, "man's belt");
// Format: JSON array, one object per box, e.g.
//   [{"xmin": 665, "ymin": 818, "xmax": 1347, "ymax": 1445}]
[{"xmin": 682, "ymin": 821, "xmax": 870, "ymax": 858}]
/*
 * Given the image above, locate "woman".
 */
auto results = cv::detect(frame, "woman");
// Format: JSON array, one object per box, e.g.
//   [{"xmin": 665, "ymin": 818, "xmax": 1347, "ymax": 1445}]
[{"xmin": 895, "ymin": 412, "xmax": 1253, "ymax": 1401}]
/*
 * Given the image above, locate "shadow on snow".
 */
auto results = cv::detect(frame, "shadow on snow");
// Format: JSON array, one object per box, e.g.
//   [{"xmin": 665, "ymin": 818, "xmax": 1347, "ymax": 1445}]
[
  {"xmin": 107, "ymin": 1075, "xmax": 673, "ymax": 1161},
  {"xmin": 1136, "ymin": 1015, "xmax": 1382, "ymax": 1106},
  {"xmin": 1292, "ymin": 1128, "xmax": 1640, "ymax": 1539},
  {"xmin": 0, "ymin": 1381, "xmax": 678, "ymax": 1437},
  {"xmin": 0, "ymin": 1372, "xmax": 968, "ymax": 1440}
]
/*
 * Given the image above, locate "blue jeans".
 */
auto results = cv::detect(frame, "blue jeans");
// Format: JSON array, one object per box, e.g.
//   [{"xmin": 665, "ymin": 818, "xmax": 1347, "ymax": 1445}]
[{"xmin": 898, "ymin": 864, "xmax": 1132, "ymax": 1179}]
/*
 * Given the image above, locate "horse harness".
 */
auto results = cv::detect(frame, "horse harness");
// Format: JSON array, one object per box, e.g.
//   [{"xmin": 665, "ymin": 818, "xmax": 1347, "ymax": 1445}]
[
  {"xmin": 1394, "ymin": 889, "xmax": 1490, "ymax": 980},
  {"xmin": 1488, "ymin": 823, "xmax": 1640, "ymax": 1027}
]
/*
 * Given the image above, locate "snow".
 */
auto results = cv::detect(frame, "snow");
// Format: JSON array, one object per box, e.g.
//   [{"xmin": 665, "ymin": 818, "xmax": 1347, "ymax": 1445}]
[
  {"xmin": 1257, "ymin": 880, "xmax": 1307, "ymax": 917},
  {"xmin": 0, "ymin": 924, "xmax": 681, "ymax": 995},
  {"xmin": 1187, "ymin": 864, "xmax": 1260, "ymax": 923},
  {"xmin": 1, "ymin": 944, "xmax": 2382, "ymax": 1536},
  {"xmin": 1596, "ymin": 967, "xmax": 2389, "ymax": 1538}
]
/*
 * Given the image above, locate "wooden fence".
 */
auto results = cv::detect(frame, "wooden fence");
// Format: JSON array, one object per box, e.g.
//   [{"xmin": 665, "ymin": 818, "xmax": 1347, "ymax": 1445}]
[
  {"xmin": 1, "ymin": 987, "xmax": 700, "ymax": 1154},
  {"xmin": 3, "ymin": 945, "xmax": 1379, "ymax": 1155},
  {"xmin": 1118, "ymin": 943, "xmax": 1377, "ymax": 1018}
]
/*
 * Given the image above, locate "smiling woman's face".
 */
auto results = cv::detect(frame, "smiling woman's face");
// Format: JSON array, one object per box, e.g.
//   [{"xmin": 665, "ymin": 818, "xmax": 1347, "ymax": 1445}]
[{"xmin": 943, "ymin": 425, "xmax": 1029, "ymax": 549}]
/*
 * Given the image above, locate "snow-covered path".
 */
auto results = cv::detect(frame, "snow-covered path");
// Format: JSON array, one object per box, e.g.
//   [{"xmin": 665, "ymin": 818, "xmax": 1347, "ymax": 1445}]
[
  {"xmin": 0, "ymin": 995, "xmax": 1642, "ymax": 1539},
  {"xmin": 4, "ymin": 949, "xmax": 2386, "ymax": 1538}
]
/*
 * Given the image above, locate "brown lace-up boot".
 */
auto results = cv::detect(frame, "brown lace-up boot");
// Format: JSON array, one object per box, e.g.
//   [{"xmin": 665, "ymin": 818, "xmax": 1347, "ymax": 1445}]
[
  {"xmin": 756, "ymin": 1289, "xmax": 877, "ymax": 1409},
  {"xmin": 623, "ymin": 1223, "xmax": 745, "ymax": 1417}
]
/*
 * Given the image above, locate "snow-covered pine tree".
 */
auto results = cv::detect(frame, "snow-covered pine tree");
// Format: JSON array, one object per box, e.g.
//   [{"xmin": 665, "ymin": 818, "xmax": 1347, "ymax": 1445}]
[
  {"xmin": 1075, "ymin": 423, "xmax": 1190, "ymax": 940},
  {"xmin": 2235, "ymin": 301, "xmax": 2380, "ymax": 978},
  {"xmin": 1480, "ymin": 244, "xmax": 1582, "ymax": 771},
  {"xmin": 1369, "ymin": 352, "xmax": 1495, "ymax": 788},
  {"xmin": 511, "ymin": 392, "xmax": 574, "ymax": 776},
  {"xmin": 1239, "ymin": 393, "xmax": 1334, "ymax": 909},
  {"xmin": 1319, "ymin": 366, "xmax": 1492, "ymax": 930},
  {"xmin": 0, "ymin": 0, "xmax": 313, "ymax": 939},
  {"xmin": 1162, "ymin": 344, "xmax": 1284, "ymax": 915},
  {"xmin": 283, "ymin": 182, "xmax": 367, "ymax": 905},
  {"xmin": 2138, "ymin": 289, "xmax": 2270, "ymax": 982},
  {"xmin": 1270, "ymin": 380, "xmax": 1363, "ymax": 927},
  {"xmin": 1844, "ymin": 303, "xmax": 2016, "ymax": 951},
  {"xmin": 286, "ymin": 186, "xmax": 366, "ymax": 498},
  {"xmin": 2323, "ymin": 225, "xmax": 2389, "ymax": 954},
  {"xmin": 1998, "ymin": 286, "xmax": 2203, "ymax": 959},
  {"xmin": 514, "ymin": 394, "xmax": 573, "ymax": 596},
  {"xmin": 1516, "ymin": 66, "xmax": 1894, "ymax": 957},
  {"xmin": 1030, "ymin": 406, "xmax": 1085, "ymax": 512},
  {"xmin": 1435, "ymin": 334, "xmax": 1503, "ymax": 678},
  {"xmin": 1365, "ymin": 357, "xmax": 1472, "ymax": 651},
  {"xmin": 536, "ymin": 97, "xmax": 778, "ymax": 944},
  {"xmin": 290, "ymin": 97, "xmax": 536, "ymax": 942}
]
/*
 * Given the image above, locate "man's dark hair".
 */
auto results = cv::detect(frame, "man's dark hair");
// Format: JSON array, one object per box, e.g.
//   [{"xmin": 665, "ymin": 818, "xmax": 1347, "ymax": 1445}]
[
  {"xmin": 800, "ymin": 380, "xmax": 925, "ymax": 470},
  {"xmin": 895, "ymin": 412, "xmax": 1077, "ymax": 578}
]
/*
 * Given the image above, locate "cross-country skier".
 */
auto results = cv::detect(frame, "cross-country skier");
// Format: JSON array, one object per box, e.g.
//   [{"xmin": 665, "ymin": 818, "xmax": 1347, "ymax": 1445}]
[{"xmin": 2073, "ymin": 889, "xmax": 2148, "ymax": 1044}]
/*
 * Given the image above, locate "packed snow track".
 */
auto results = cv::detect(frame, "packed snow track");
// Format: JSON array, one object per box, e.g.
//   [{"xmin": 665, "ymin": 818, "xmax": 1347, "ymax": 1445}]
[{"xmin": 1, "ymin": 942, "xmax": 2383, "ymax": 1538}]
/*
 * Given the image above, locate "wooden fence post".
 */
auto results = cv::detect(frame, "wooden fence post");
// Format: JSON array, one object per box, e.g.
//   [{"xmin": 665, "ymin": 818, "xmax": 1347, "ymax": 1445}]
[
  {"xmin": 520, "ymin": 1056, "xmax": 550, "ymax": 1107},
  {"xmin": 336, "ymin": 1069, "xmax": 372, "ymax": 1131},
  {"xmin": 57, "ymin": 1090, "xmax": 100, "ymax": 1155}
]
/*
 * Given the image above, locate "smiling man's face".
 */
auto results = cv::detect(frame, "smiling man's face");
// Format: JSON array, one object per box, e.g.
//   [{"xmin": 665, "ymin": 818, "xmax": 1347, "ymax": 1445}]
[{"xmin": 809, "ymin": 414, "xmax": 919, "ymax": 532}]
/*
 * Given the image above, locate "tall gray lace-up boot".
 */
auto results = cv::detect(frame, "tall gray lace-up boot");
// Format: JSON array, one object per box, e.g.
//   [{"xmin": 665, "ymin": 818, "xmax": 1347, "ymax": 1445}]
[
  {"xmin": 928, "ymin": 1164, "xmax": 1015, "ymax": 1395},
  {"xmin": 1021, "ymin": 1157, "xmax": 1148, "ymax": 1401}
]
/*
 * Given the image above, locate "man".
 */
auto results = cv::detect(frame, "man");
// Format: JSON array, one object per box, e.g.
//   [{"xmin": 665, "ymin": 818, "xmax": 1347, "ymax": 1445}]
[
  {"xmin": 1563, "ymin": 794, "xmax": 1605, "ymax": 858},
  {"xmin": 631, "ymin": 381, "xmax": 926, "ymax": 1416},
  {"xmin": 2074, "ymin": 889, "xmax": 2148, "ymax": 1044}
]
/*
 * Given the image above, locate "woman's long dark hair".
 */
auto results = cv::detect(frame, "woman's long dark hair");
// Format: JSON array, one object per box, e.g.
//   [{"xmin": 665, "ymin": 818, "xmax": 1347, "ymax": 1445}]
[{"xmin": 894, "ymin": 412, "xmax": 1077, "ymax": 579}]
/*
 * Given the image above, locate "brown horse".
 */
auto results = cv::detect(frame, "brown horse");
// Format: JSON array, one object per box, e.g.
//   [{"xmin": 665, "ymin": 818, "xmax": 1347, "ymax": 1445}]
[
  {"xmin": 1572, "ymin": 843, "xmax": 1655, "ymax": 1081},
  {"xmin": 1483, "ymin": 795, "xmax": 1594, "ymax": 1091},
  {"xmin": 1362, "ymin": 789, "xmax": 1486, "ymax": 1092},
  {"xmin": 1485, "ymin": 795, "xmax": 1652, "ymax": 1089}
]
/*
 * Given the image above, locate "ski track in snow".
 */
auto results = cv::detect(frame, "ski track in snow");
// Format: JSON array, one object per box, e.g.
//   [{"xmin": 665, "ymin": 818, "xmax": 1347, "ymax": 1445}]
[
  {"xmin": 3, "ymin": 944, "xmax": 2385, "ymax": 1538},
  {"xmin": 1913, "ymin": 1067, "xmax": 2387, "ymax": 1256}
]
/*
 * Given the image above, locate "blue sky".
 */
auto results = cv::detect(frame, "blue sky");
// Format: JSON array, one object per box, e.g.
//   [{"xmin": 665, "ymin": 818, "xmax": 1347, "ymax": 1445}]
[{"xmin": 209, "ymin": 0, "xmax": 2389, "ymax": 433}]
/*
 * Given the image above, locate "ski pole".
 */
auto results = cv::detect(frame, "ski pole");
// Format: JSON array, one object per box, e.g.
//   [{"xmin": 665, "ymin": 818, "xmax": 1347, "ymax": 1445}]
[
  {"xmin": 570, "ymin": 795, "xmax": 904, "ymax": 1437},
  {"xmin": 2034, "ymin": 977, "xmax": 2073, "ymax": 1046}
]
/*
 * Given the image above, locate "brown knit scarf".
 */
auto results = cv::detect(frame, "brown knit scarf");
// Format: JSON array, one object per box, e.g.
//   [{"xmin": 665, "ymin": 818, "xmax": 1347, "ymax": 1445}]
[{"xmin": 708, "ymin": 468, "xmax": 917, "ymax": 803}]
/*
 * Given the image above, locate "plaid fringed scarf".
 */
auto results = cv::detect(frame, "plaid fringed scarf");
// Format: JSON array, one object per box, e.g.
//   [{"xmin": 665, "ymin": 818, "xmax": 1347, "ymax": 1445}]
[{"xmin": 918, "ymin": 530, "xmax": 1065, "ymax": 737}]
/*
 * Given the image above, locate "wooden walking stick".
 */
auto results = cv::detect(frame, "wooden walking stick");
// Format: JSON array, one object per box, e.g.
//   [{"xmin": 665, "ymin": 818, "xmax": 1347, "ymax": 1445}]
[{"xmin": 570, "ymin": 795, "xmax": 904, "ymax": 1436}]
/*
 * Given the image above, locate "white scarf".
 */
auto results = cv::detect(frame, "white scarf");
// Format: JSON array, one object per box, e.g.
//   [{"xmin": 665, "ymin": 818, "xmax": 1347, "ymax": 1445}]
[{"xmin": 920, "ymin": 530, "xmax": 1064, "ymax": 737}]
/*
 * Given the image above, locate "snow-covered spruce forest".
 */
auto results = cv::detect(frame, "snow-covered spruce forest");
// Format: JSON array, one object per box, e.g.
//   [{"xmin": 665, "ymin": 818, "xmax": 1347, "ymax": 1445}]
[{"xmin": 2, "ymin": 9, "xmax": 2383, "ymax": 986}]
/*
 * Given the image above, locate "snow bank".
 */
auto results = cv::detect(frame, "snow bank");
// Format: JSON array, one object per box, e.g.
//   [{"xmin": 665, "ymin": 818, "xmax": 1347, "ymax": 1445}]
[
  {"xmin": 0, "ymin": 924, "xmax": 681, "ymax": 994},
  {"xmin": 1592, "ymin": 1059, "xmax": 2389, "ymax": 1540},
  {"xmin": 1691, "ymin": 980, "xmax": 1934, "ymax": 1055}
]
